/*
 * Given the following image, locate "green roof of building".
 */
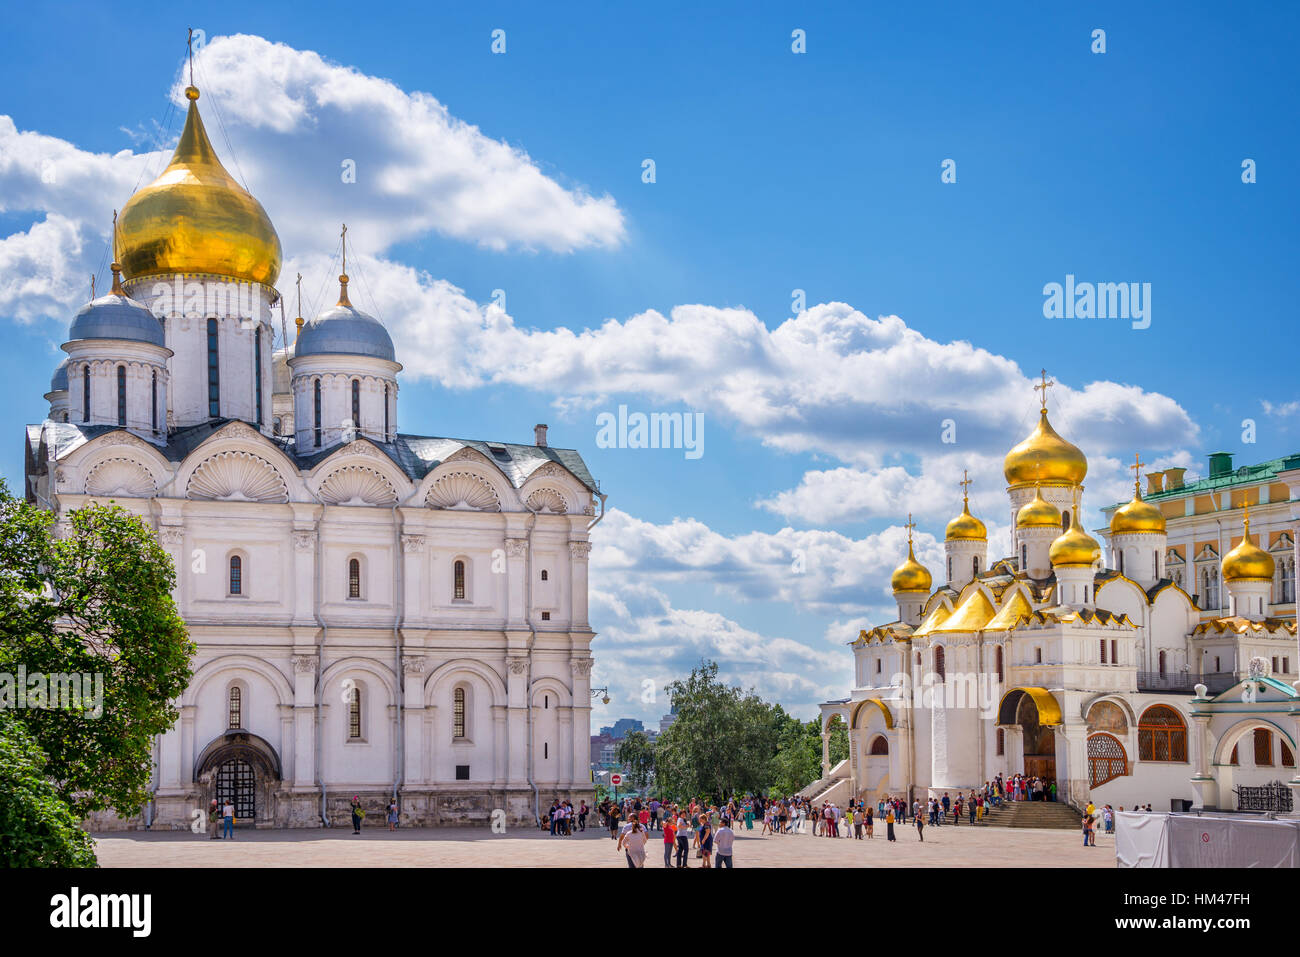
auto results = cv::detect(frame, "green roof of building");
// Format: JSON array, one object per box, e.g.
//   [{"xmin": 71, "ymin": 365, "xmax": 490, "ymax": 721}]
[{"xmin": 1104, "ymin": 453, "xmax": 1300, "ymax": 512}]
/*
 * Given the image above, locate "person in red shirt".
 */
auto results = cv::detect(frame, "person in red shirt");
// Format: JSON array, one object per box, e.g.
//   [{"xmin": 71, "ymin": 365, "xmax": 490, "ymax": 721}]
[{"xmin": 662, "ymin": 817, "xmax": 677, "ymax": 868}]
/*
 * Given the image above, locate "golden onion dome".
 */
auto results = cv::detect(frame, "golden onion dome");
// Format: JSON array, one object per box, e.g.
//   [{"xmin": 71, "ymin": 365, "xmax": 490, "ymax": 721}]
[
  {"xmin": 945, "ymin": 499, "xmax": 987, "ymax": 542},
  {"xmin": 1110, "ymin": 485, "xmax": 1166, "ymax": 535},
  {"xmin": 117, "ymin": 86, "xmax": 281, "ymax": 286},
  {"xmin": 1049, "ymin": 502, "xmax": 1100, "ymax": 567},
  {"xmin": 1016, "ymin": 484, "xmax": 1062, "ymax": 528},
  {"xmin": 1222, "ymin": 508, "xmax": 1274, "ymax": 582},
  {"xmin": 1003, "ymin": 410, "xmax": 1088, "ymax": 488},
  {"xmin": 891, "ymin": 539, "xmax": 933, "ymax": 594}
]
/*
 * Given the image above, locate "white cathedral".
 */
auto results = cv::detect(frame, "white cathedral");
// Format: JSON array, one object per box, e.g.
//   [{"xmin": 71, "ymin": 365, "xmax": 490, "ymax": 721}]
[
  {"xmin": 816, "ymin": 377, "xmax": 1300, "ymax": 815},
  {"xmin": 23, "ymin": 81, "xmax": 602, "ymax": 828}
]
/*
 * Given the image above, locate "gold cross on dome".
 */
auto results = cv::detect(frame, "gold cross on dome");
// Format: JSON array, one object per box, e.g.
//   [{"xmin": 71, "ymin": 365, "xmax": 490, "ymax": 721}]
[
  {"xmin": 903, "ymin": 512, "xmax": 917, "ymax": 543},
  {"xmin": 1130, "ymin": 452, "xmax": 1146, "ymax": 493},
  {"xmin": 959, "ymin": 469, "xmax": 973, "ymax": 502},
  {"xmin": 1035, "ymin": 369, "xmax": 1054, "ymax": 412}
]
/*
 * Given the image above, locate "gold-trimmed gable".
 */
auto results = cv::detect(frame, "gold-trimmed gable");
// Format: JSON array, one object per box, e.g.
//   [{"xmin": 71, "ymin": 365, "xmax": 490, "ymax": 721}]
[
  {"xmin": 933, "ymin": 589, "xmax": 995, "ymax": 633},
  {"xmin": 986, "ymin": 590, "xmax": 1033, "ymax": 631},
  {"xmin": 850, "ymin": 697, "xmax": 895, "ymax": 730},
  {"xmin": 912, "ymin": 603, "xmax": 952, "ymax": 638},
  {"xmin": 997, "ymin": 687, "xmax": 1063, "ymax": 726}
]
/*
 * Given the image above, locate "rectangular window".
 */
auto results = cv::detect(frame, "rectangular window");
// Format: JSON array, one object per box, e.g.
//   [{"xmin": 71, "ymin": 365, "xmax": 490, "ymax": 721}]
[
  {"xmin": 1255, "ymin": 728, "xmax": 1273, "ymax": 766},
  {"xmin": 117, "ymin": 365, "xmax": 126, "ymax": 426},
  {"xmin": 348, "ymin": 688, "xmax": 362, "ymax": 739},
  {"xmin": 455, "ymin": 764, "xmax": 470, "ymax": 781},
  {"xmin": 1111, "ymin": 639, "xmax": 1117, "ymax": 665},
  {"xmin": 384, "ymin": 384, "xmax": 389, "ymax": 440},
  {"xmin": 1100, "ymin": 639, "xmax": 1107, "ymax": 664},
  {"xmin": 313, "ymin": 379, "xmax": 322, "ymax": 447},
  {"xmin": 453, "ymin": 688, "xmax": 466, "ymax": 738},
  {"xmin": 207, "ymin": 318, "xmax": 220, "ymax": 417},
  {"xmin": 83, "ymin": 366, "xmax": 90, "ymax": 422},
  {"xmin": 151, "ymin": 371, "xmax": 158, "ymax": 432},
  {"xmin": 541, "ymin": 611, "xmax": 550, "ymax": 620}
]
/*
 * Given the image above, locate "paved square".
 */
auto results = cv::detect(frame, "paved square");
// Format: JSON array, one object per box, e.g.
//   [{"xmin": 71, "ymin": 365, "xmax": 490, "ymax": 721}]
[{"xmin": 93, "ymin": 823, "xmax": 1117, "ymax": 867}]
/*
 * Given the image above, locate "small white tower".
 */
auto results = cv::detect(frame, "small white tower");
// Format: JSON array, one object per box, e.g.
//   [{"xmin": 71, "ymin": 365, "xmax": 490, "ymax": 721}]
[
  {"xmin": 1016, "ymin": 484, "xmax": 1062, "ymax": 579},
  {"xmin": 1050, "ymin": 492, "xmax": 1102, "ymax": 606},
  {"xmin": 1221, "ymin": 505, "xmax": 1274, "ymax": 620},
  {"xmin": 944, "ymin": 470, "xmax": 988, "ymax": 588},
  {"xmin": 890, "ymin": 513, "xmax": 933, "ymax": 627},
  {"xmin": 1108, "ymin": 453, "xmax": 1168, "ymax": 588}
]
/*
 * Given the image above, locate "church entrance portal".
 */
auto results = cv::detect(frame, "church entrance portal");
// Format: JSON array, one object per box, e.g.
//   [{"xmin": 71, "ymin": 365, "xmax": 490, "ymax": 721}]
[
  {"xmin": 999, "ymin": 689, "xmax": 1060, "ymax": 788},
  {"xmin": 215, "ymin": 758, "xmax": 256, "ymax": 821}
]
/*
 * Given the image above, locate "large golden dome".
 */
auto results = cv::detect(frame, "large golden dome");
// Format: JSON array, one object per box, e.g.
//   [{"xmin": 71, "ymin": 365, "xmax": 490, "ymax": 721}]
[
  {"xmin": 117, "ymin": 86, "xmax": 281, "ymax": 286},
  {"xmin": 1110, "ymin": 486, "xmax": 1166, "ymax": 535},
  {"xmin": 1050, "ymin": 503, "xmax": 1100, "ymax": 568},
  {"xmin": 891, "ymin": 540, "xmax": 933, "ymax": 593},
  {"xmin": 945, "ymin": 499, "xmax": 987, "ymax": 542},
  {"xmin": 1222, "ymin": 508, "xmax": 1274, "ymax": 582},
  {"xmin": 1003, "ymin": 410, "xmax": 1088, "ymax": 488},
  {"xmin": 1017, "ymin": 484, "xmax": 1062, "ymax": 528}
]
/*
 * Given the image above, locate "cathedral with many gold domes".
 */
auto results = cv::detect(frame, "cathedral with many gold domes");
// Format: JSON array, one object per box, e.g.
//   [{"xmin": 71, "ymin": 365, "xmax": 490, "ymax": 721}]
[
  {"xmin": 813, "ymin": 374, "xmax": 1300, "ymax": 814},
  {"xmin": 25, "ymin": 74, "xmax": 604, "ymax": 828}
]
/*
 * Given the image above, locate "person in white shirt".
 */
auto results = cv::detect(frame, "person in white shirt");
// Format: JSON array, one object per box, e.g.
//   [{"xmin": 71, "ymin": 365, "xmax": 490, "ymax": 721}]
[{"xmin": 714, "ymin": 818, "xmax": 736, "ymax": 868}]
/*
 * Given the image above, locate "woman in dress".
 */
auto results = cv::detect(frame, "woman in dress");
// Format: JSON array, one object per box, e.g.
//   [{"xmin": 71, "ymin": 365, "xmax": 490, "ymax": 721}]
[
  {"xmin": 885, "ymin": 806, "xmax": 896, "ymax": 842},
  {"xmin": 864, "ymin": 804, "xmax": 874, "ymax": 839},
  {"xmin": 695, "ymin": 813, "xmax": 713, "ymax": 868},
  {"xmin": 618, "ymin": 820, "xmax": 649, "ymax": 868},
  {"xmin": 387, "ymin": 800, "xmax": 399, "ymax": 831}
]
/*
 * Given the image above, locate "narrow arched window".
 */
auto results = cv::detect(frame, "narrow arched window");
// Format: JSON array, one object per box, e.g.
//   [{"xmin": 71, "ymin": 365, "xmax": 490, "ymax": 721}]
[
  {"xmin": 934, "ymin": 645, "xmax": 946, "ymax": 683},
  {"xmin": 82, "ymin": 366, "xmax": 90, "ymax": 421},
  {"xmin": 995, "ymin": 644, "xmax": 1004, "ymax": 682},
  {"xmin": 996, "ymin": 727, "xmax": 1005, "ymax": 756},
  {"xmin": 313, "ymin": 379, "xmax": 322, "ymax": 448},
  {"xmin": 349, "ymin": 686, "xmax": 362, "ymax": 739},
  {"xmin": 151, "ymin": 370, "xmax": 158, "ymax": 432},
  {"xmin": 973, "ymin": 556, "xmax": 980, "ymax": 576},
  {"xmin": 228, "ymin": 686, "xmax": 241, "ymax": 730},
  {"xmin": 947, "ymin": 557, "xmax": 952, "ymax": 581},
  {"xmin": 348, "ymin": 558, "xmax": 361, "ymax": 599},
  {"xmin": 351, "ymin": 379, "xmax": 360, "ymax": 435},
  {"xmin": 453, "ymin": 687, "xmax": 466, "ymax": 738},
  {"xmin": 254, "ymin": 327, "xmax": 264, "ymax": 426},
  {"xmin": 1020, "ymin": 544, "xmax": 1027, "ymax": 568},
  {"xmin": 229, "ymin": 555, "xmax": 242, "ymax": 595},
  {"xmin": 116, "ymin": 365, "xmax": 126, "ymax": 426},
  {"xmin": 383, "ymin": 383, "xmax": 390, "ymax": 440},
  {"xmin": 540, "ymin": 569, "xmax": 548, "ymax": 581},
  {"xmin": 207, "ymin": 318, "xmax": 220, "ymax": 417},
  {"xmin": 454, "ymin": 560, "xmax": 466, "ymax": 600},
  {"xmin": 1118, "ymin": 551, "xmax": 1125, "ymax": 575},
  {"xmin": 1061, "ymin": 509, "xmax": 1070, "ymax": 530},
  {"xmin": 1158, "ymin": 649, "xmax": 1167, "ymax": 677}
]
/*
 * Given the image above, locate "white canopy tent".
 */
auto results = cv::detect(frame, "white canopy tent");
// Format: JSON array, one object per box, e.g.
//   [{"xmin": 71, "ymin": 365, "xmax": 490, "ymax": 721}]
[{"xmin": 1116, "ymin": 811, "xmax": 1300, "ymax": 867}]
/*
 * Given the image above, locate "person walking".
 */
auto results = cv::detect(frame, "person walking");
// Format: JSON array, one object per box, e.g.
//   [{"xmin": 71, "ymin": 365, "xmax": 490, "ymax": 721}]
[
  {"xmin": 608, "ymin": 802, "xmax": 621, "ymax": 839},
  {"xmin": 221, "ymin": 800, "xmax": 235, "ymax": 840},
  {"xmin": 618, "ymin": 820, "xmax": 648, "ymax": 868},
  {"xmin": 207, "ymin": 799, "xmax": 220, "ymax": 840},
  {"xmin": 349, "ymin": 796, "xmax": 364, "ymax": 834},
  {"xmin": 864, "ymin": 805, "xmax": 874, "ymax": 839},
  {"xmin": 675, "ymin": 813, "xmax": 692, "ymax": 867},
  {"xmin": 915, "ymin": 810, "xmax": 925, "ymax": 842},
  {"xmin": 578, "ymin": 800, "xmax": 588, "ymax": 832},
  {"xmin": 885, "ymin": 806, "xmax": 896, "ymax": 842},
  {"xmin": 715, "ymin": 816, "xmax": 736, "ymax": 868},
  {"xmin": 662, "ymin": 814, "xmax": 677, "ymax": 867}
]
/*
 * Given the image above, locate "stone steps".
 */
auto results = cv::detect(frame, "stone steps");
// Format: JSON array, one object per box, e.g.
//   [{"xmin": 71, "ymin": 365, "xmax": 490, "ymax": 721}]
[{"xmin": 977, "ymin": 800, "xmax": 1083, "ymax": 830}]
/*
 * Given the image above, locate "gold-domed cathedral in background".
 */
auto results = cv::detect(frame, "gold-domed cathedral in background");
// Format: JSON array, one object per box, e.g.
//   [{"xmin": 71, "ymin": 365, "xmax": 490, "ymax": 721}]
[
  {"xmin": 813, "ymin": 370, "xmax": 1300, "ymax": 817},
  {"xmin": 24, "ymin": 51, "xmax": 603, "ymax": 830}
]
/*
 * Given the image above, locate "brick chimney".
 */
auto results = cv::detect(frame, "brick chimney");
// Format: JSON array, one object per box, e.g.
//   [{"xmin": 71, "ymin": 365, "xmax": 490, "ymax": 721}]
[{"xmin": 534, "ymin": 424, "xmax": 548, "ymax": 447}]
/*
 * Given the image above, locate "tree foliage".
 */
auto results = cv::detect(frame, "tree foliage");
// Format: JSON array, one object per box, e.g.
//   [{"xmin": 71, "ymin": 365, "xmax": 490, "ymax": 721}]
[
  {"xmin": 615, "ymin": 729, "xmax": 655, "ymax": 789},
  {"xmin": 0, "ymin": 712, "xmax": 98, "ymax": 867},
  {"xmin": 0, "ymin": 483, "xmax": 195, "ymax": 818}
]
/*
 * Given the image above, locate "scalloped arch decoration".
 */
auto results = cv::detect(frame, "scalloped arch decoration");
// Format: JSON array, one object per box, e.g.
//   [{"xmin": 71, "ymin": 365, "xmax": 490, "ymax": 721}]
[
  {"xmin": 426, "ymin": 471, "xmax": 501, "ymax": 511},
  {"xmin": 318, "ymin": 465, "xmax": 398, "ymax": 507},
  {"xmin": 84, "ymin": 457, "xmax": 158, "ymax": 498},
  {"xmin": 525, "ymin": 486, "xmax": 568, "ymax": 513},
  {"xmin": 186, "ymin": 451, "xmax": 289, "ymax": 504}
]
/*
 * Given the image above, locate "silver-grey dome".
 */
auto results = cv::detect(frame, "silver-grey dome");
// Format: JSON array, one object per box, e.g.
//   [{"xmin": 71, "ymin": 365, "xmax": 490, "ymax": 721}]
[
  {"xmin": 50, "ymin": 357, "xmax": 69, "ymax": 393},
  {"xmin": 294, "ymin": 304, "xmax": 395, "ymax": 362},
  {"xmin": 68, "ymin": 292, "xmax": 165, "ymax": 348}
]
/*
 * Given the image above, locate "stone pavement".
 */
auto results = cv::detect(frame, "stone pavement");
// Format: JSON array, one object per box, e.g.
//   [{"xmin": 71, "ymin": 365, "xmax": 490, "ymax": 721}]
[{"xmin": 93, "ymin": 821, "xmax": 1117, "ymax": 867}]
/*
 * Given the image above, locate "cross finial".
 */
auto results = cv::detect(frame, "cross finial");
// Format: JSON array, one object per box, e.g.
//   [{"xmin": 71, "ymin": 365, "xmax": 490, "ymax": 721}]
[
  {"xmin": 187, "ymin": 27, "xmax": 195, "ymax": 87},
  {"xmin": 1035, "ymin": 369, "xmax": 1054, "ymax": 413},
  {"xmin": 294, "ymin": 272, "xmax": 304, "ymax": 338},
  {"xmin": 1130, "ymin": 452, "xmax": 1146, "ymax": 495},
  {"xmin": 90, "ymin": 273, "xmax": 95, "ymax": 299},
  {"xmin": 903, "ymin": 512, "xmax": 917, "ymax": 544},
  {"xmin": 337, "ymin": 225, "xmax": 351, "ymax": 307},
  {"xmin": 959, "ymin": 469, "xmax": 973, "ymax": 504},
  {"xmin": 1242, "ymin": 501, "xmax": 1251, "ymax": 538}
]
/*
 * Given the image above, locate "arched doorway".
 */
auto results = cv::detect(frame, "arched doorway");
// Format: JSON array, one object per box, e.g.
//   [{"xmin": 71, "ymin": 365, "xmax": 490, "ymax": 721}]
[
  {"xmin": 998, "ymin": 688, "xmax": 1062, "ymax": 787},
  {"xmin": 195, "ymin": 731, "xmax": 282, "ymax": 827}
]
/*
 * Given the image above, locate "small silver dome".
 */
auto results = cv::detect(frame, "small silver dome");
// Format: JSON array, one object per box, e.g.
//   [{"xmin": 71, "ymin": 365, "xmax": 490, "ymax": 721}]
[
  {"xmin": 50, "ymin": 357, "xmax": 69, "ymax": 393},
  {"xmin": 295, "ymin": 304, "xmax": 395, "ymax": 362},
  {"xmin": 68, "ymin": 291, "xmax": 165, "ymax": 348}
]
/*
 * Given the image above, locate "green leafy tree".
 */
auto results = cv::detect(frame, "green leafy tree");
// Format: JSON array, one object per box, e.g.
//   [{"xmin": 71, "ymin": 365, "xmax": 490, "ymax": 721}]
[
  {"xmin": 615, "ymin": 729, "xmax": 656, "ymax": 790},
  {"xmin": 0, "ymin": 483, "xmax": 195, "ymax": 818},
  {"xmin": 653, "ymin": 661, "xmax": 780, "ymax": 803},
  {"xmin": 0, "ymin": 712, "xmax": 98, "ymax": 867}
]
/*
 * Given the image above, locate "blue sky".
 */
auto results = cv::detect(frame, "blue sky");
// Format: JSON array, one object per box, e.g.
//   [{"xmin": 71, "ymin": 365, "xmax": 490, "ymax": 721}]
[{"xmin": 2, "ymin": 2, "xmax": 1298, "ymax": 727}]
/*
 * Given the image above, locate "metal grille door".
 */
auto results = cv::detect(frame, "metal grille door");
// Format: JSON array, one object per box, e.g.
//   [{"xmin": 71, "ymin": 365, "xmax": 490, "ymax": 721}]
[{"xmin": 215, "ymin": 759, "xmax": 256, "ymax": 822}]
